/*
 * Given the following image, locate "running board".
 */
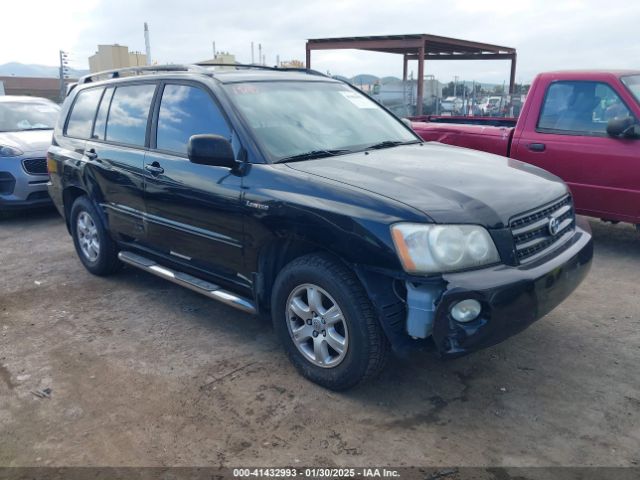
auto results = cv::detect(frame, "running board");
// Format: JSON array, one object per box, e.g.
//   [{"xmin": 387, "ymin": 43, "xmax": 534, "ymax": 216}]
[{"xmin": 117, "ymin": 251, "xmax": 257, "ymax": 314}]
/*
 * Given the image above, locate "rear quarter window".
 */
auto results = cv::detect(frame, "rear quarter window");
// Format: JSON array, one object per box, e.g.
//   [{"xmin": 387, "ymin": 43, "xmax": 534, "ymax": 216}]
[{"xmin": 65, "ymin": 88, "xmax": 103, "ymax": 139}]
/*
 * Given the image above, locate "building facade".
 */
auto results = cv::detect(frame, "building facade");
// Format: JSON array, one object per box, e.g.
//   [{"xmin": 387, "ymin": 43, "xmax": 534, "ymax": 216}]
[
  {"xmin": 198, "ymin": 52, "xmax": 237, "ymax": 70},
  {"xmin": 0, "ymin": 76, "xmax": 63, "ymax": 102},
  {"xmin": 88, "ymin": 45, "xmax": 147, "ymax": 73}
]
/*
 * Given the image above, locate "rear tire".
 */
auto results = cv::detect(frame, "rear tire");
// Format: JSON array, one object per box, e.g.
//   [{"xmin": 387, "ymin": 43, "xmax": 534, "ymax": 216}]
[
  {"xmin": 271, "ymin": 253, "xmax": 389, "ymax": 390},
  {"xmin": 70, "ymin": 196, "xmax": 121, "ymax": 276}
]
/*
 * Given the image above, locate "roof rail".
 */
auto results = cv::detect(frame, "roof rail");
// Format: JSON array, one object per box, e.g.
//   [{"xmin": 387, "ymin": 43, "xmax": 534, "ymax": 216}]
[
  {"xmin": 194, "ymin": 62, "xmax": 329, "ymax": 78},
  {"xmin": 78, "ymin": 64, "xmax": 210, "ymax": 84}
]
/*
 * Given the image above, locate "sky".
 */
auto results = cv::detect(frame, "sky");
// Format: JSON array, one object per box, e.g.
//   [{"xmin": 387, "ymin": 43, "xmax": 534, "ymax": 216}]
[{"xmin": 2, "ymin": 0, "xmax": 639, "ymax": 84}]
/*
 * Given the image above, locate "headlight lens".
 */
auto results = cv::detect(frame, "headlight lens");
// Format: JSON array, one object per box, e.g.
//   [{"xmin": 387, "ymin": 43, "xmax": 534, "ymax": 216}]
[
  {"xmin": 391, "ymin": 223, "xmax": 500, "ymax": 273},
  {"xmin": 0, "ymin": 145, "xmax": 23, "ymax": 157}
]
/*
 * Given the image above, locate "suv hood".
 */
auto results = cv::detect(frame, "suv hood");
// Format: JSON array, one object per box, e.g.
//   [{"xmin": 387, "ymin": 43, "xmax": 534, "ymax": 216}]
[
  {"xmin": 286, "ymin": 142, "xmax": 568, "ymax": 227},
  {"xmin": 0, "ymin": 129, "xmax": 53, "ymax": 154}
]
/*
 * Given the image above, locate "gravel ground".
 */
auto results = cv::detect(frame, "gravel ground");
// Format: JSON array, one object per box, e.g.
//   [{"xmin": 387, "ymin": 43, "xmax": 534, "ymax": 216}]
[{"xmin": 0, "ymin": 209, "xmax": 639, "ymax": 467}]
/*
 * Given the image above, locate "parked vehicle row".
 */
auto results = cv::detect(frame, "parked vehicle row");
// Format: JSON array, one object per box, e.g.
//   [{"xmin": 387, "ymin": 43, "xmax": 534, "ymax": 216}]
[
  {"xmin": 411, "ymin": 70, "xmax": 640, "ymax": 229},
  {"xmin": 0, "ymin": 96, "xmax": 59, "ymax": 214},
  {"xmin": 46, "ymin": 65, "xmax": 592, "ymax": 390}
]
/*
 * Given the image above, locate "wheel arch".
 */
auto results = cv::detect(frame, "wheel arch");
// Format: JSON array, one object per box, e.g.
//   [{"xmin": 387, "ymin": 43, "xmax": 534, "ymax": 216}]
[
  {"xmin": 254, "ymin": 236, "xmax": 415, "ymax": 355},
  {"xmin": 62, "ymin": 185, "xmax": 88, "ymax": 233},
  {"xmin": 255, "ymin": 236, "xmax": 331, "ymax": 313}
]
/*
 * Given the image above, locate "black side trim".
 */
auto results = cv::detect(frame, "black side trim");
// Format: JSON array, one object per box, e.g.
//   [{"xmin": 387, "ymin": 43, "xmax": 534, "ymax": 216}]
[{"xmin": 101, "ymin": 202, "xmax": 242, "ymax": 248}]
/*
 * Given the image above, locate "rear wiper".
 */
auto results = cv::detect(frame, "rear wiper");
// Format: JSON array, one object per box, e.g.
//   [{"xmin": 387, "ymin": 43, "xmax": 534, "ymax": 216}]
[
  {"xmin": 275, "ymin": 149, "xmax": 352, "ymax": 163},
  {"xmin": 364, "ymin": 140, "xmax": 420, "ymax": 150}
]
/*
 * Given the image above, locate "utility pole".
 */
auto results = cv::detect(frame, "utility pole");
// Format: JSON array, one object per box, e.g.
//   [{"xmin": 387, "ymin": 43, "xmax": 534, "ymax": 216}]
[
  {"xmin": 258, "ymin": 44, "xmax": 262, "ymax": 65},
  {"xmin": 212, "ymin": 41, "xmax": 216, "ymax": 59},
  {"xmin": 251, "ymin": 42, "xmax": 254, "ymax": 64},
  {"xmin": 144, "ymin": 22, "xmax": 152, "ymax": 65},
  {"xmin": 276, "ymin": 54, "xmax": 280, "ymax": 68},
  {"xmin": 462, "ymin": 79, "xmax": 466, "ymax": 115},
  {"xmin": 453, "ymin": 75, "xmax": 458, "ymax": 98},
  {"xmin": 59, "ymin": 50, "xmax": 69, "ymax": 102}
]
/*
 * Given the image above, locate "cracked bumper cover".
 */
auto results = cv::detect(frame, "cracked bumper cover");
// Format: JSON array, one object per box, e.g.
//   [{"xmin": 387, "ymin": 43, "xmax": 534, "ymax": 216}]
[{"xmin": 426, "ymin": 217, "xmax": 593, "ymax": 357}]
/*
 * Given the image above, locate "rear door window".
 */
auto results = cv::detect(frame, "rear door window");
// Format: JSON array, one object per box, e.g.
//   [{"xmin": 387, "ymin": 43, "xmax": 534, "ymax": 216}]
[
  {"xmin": 66, "ymin": 87, "xmax": 103, "ymax": 139},
  {"xmin": 92, "ymin": 87, "xmax": 114, "ymax": 140},
  {"xmin": 538, "ymin": 81, "xmax": 633, "ymax": 135},
  {"xmin": 105, "ymin": 83, "xmax": 156, "ymax": 147},
  {"xmin": 155, "ymin": 84, "xmax": 230, "ymax": 155}
]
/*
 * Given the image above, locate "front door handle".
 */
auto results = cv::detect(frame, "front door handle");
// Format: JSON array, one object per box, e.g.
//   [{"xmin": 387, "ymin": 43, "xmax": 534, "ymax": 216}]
[
  {"xmin": 527, "ymin": 143, "xmax": 546, "ymax": 152},
  {"xmin": 144, "ymin": 162, "xmax": 164, "ymax": 175},
  {"xmin": 85, "ymin": 148, "xmax": 98, "ymax": 160}
]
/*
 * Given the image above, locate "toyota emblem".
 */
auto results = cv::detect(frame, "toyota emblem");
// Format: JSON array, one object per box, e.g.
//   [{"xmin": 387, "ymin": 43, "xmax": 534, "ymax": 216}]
[{"xmin": 548, "ymin": 216, "xmax": 560, "ymax": 236}]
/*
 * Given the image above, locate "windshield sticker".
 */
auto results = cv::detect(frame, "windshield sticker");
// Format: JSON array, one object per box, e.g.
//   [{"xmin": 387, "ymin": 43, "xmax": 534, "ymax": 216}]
[
  {"xmin": 232, "ymin": 84, "xmax": 260, "ymax": 95},
  {"xmin": 34, "ymin": 105, "xmax": 58, "ymax": 113},
  {"xmin": 339, "ymin": 91, "xmax": 377, "ymax": 109}
]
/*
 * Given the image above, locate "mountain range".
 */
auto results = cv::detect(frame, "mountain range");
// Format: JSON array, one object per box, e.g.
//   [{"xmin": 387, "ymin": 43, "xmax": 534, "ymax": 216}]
[{"xmin": 0, "ymin": 62, "xmax": 89, "ymax": 79}]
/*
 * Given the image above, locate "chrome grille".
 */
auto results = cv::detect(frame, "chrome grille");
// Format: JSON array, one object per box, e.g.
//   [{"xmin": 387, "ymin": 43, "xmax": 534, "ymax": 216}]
[
  {"xmin": 22, "ymin": 158, "xmax": 47, "ymax": 175},
  {"xmin": 510, "ymin": 195, "xmax": 575, "ymax": 264}
]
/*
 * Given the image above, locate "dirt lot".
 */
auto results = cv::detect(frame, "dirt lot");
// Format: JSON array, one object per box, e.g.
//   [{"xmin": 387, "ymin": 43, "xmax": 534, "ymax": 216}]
[{"xmin": 0, "ymin": 209, "xmax": 639, "ymax": 467}]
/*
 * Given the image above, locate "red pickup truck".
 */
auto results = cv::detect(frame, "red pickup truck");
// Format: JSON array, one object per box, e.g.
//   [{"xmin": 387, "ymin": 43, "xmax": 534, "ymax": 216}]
[{"xmin": 411, "ymin": 71, "xmax": 640, "ymax": 227}]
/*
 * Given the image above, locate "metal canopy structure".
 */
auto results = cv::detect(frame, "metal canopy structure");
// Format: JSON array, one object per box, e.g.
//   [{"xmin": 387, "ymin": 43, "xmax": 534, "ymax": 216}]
[{"xmin": 306, "ymin": 34, "xmax": 517, "ymax": 115}]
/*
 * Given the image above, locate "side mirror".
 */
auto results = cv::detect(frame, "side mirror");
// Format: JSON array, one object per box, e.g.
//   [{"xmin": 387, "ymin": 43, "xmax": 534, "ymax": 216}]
[
  {"xmin": 607, "ymin": 116, "xmax": 640, "ymax": 139},
  {"xmin": 401, "ymin": 118, "xmax": 414, "ymax": 130},
  {"xmin": 187, "ymin": 134, "xmax": 236, "ymax": 168}
]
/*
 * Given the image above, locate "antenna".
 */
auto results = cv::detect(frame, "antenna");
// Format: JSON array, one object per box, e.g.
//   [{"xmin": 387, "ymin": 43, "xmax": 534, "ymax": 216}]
[{"xmin": 144, "ymin": 22, "xmax": 152, "ymax": 65}]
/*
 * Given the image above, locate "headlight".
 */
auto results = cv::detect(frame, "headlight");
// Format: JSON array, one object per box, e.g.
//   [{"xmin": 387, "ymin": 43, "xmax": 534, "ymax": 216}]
[
  {"xmin": 0, "ymin": 145, "xmax": 23, "ymax": 157},
  {"xmin": 391, "ymin": 223, "xmax": 500, "ymax": 273}
]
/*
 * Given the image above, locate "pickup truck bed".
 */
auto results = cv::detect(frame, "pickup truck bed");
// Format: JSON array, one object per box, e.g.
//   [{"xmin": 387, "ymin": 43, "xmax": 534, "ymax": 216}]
[
  {"xmin": 409, "ymin": 70, "xmax": 640, "ymax": 226},
  {"xmin": 411, "ymin": 117, "xmax": 515, "ymax": 156}
]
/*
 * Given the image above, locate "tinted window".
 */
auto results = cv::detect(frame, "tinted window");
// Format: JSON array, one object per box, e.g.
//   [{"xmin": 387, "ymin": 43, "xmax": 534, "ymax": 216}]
[
  {"xmin": 92, "ymin": 87, "xmax": 114, "ymax": 140},
  {"xmin": 156, "ymin": 84, "xmax": 230, "ymax": 155},
  {"xmin": 538, "ymin": 81, "xmax": 632, "ymax": 135},
  {"xmin": 66, "ymin": 88, "xmax": 103, "ymax": 138},
  {"xmin": 106, "ymin": 84, "xmax": 156, "ymax": 146}
]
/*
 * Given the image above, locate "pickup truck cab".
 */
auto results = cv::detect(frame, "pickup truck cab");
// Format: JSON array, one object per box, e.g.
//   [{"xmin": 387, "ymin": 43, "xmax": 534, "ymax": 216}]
[
  {"xmin": 412, "ymin": 71, "xmax": 640, "ymax": 227},
  {"xmin": 48, "ymin": 65, "xmax": 593, "ymax": 390}
]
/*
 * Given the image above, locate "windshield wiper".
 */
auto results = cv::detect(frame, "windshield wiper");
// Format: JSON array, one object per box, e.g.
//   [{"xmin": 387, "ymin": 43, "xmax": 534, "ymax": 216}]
[
  {"xmin": 275, "ymin": 149, "xmax": 352, "ymax": 163},
  {"xmin": 22, "ymin": 127, "xmax": 54, "ymax": 131},
  {"xmin": 364, "ymin": 140, "xmax": 420, "ymax": 150}
]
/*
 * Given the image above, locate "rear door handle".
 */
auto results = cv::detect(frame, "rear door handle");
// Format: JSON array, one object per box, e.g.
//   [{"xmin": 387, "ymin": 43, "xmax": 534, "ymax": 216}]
[
  {"xmin": 527, "ymin": 143, "xmax": 546, "ymax": 152},
  {"xmin": 144, "ymin": 162, "xmax": 164, "ymax": 175},
  {"xmin": 85, "ymin": 148, "xmax": 98, "ymax": 160}
]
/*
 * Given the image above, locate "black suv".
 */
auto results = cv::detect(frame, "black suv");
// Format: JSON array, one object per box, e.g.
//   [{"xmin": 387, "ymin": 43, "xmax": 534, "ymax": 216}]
[{"xmin": 48, "ymin": 65, "xmax": 593, "ymax": 390}]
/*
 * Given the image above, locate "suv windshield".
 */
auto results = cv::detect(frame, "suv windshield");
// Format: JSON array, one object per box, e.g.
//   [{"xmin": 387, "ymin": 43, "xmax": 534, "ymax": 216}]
[
  {"xmin": 621, "ymin": 75, "xmax": 640, "ymax": 104},
  {"xmin": 0, "ymin": 101, "xmax": 60, "ymax": 132},
  {"xmin": 223, "ymin": 81, "xmax": 418, "ymax": 162}
]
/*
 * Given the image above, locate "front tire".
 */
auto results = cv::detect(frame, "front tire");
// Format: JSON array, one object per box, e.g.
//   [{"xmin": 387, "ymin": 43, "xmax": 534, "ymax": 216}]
[
  {"xmin": 271, "ymin": 254, "xmax": 389, "ymax": 390},
  {"xmin": 70, "ymin": 196, "xmax": 121, "ymax": 276}
]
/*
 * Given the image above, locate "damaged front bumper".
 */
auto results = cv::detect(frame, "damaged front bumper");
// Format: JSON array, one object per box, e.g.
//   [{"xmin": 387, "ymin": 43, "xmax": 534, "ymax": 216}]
[{"xmin": 406, "ymin": 217, "xmax": 593, "ymax": 357}]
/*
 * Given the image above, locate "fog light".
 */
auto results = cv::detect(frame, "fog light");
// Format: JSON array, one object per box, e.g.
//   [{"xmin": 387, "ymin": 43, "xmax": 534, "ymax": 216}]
[{"xmin": 450, "ymin": 299, "xmax": 481, "ymax": 323}]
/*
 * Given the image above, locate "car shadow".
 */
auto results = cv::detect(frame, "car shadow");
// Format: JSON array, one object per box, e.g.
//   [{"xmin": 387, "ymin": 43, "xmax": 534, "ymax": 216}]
[
  {"xmin": 82, "ymin": 215, "xmax": 640, "ymax": 417},
  {"xmin": 0, "ymin": 206, "xmax": 61, "ymax": 225},
  {"xmin": 587, "ymin": 218, "xmax": 640, "ymax": 258}
]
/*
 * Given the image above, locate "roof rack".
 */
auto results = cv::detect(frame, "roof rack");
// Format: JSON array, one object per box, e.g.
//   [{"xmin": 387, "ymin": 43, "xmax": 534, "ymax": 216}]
[
  {"xmin": 78, "ymin": 64, "xmax": 210, "ymax": 85},
  {"xmin": 194, "ymin": 62, "xmax": 329, "ymax": 78},
  {"xmin": 77, "ymin": 63, "xmax": 330, "ymax": 87}
]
